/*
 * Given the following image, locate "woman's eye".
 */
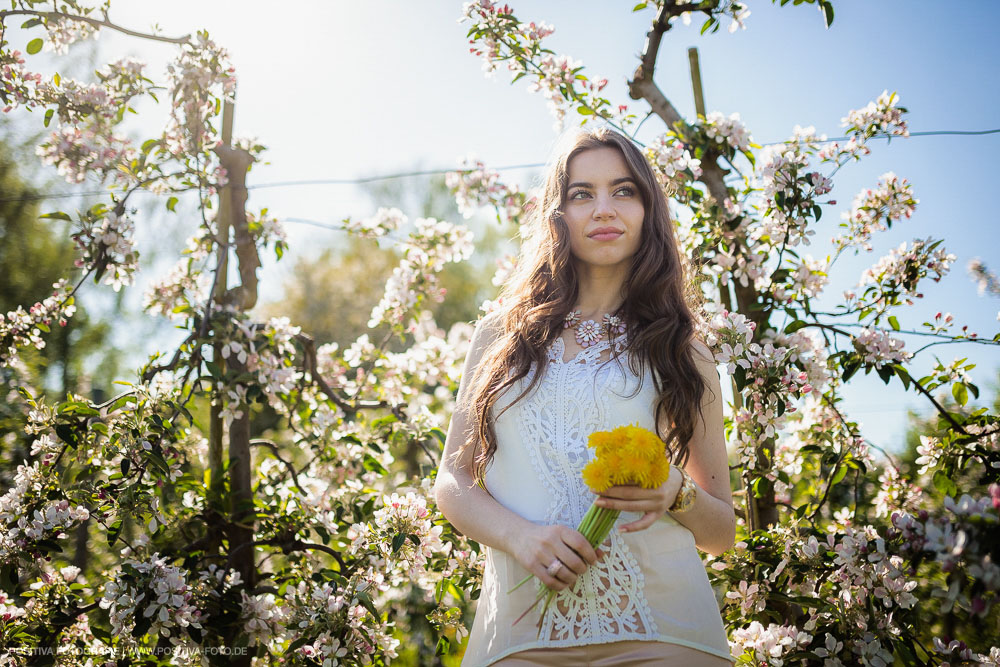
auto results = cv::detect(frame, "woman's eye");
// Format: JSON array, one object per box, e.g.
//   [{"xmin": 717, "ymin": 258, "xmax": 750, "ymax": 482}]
[
  {"xmin": 569, "ymin": 190, "xmax": 591, "ymax": 200},
  {"xmin": 615, "ymin": 186, "xmax": 636, "ymax": 197}
]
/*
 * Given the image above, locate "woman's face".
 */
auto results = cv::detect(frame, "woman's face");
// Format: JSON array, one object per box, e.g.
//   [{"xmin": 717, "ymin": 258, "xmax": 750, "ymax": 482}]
[{"xmin": 562, "ymin": 146, "xmax": 645, "ymax": 275}]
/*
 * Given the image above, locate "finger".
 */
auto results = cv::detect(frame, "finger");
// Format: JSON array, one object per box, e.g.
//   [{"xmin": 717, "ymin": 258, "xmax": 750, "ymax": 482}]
[
  {"xmin": 556, "ymin": 545, "xmax": 588, "ymax": 576},
  {"xmin": 598, "ymin": 485, "xmax": 648, "ymax": 500},
  {"xmin": 619, "ymin": 511, "xmax": 658, "ymax": 533},
  {"xmin": 562, "ymin": 531, "xmax": 599, "ymax": 565},
  {"xmin": 536, "ymin": 563, "xmax": 568, "ymax": 591},
  {"xmin": 553, "ymin": 562, "xmax": 578, "ymax": 586},
  {"xmin": 595, "ymin": 497, "xmax": 660, "ymax": 512}
]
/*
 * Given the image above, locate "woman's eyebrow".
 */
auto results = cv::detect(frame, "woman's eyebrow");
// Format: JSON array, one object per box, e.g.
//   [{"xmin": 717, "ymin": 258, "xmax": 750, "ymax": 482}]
[{"xmin": 567, "ymin": 177, "xmax": 636, "ymax": 189}]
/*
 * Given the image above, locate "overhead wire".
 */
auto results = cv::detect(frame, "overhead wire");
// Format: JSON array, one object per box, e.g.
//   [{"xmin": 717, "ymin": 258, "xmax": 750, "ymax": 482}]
[{"xmin": 0, "ymin": 127, "xmax": 997, "ymax": 205}]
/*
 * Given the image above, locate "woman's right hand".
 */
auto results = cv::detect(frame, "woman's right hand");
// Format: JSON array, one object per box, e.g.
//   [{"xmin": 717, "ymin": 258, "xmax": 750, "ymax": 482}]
[{"xmin": 514, "ymin": 523, "xmax": 602, "ymax": 592}]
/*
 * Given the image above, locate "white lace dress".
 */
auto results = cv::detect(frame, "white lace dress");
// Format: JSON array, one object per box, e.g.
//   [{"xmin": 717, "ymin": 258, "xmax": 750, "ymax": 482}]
[{"xmin": 461, "ymin": 335, "xmax": 732, "ymax": 666}]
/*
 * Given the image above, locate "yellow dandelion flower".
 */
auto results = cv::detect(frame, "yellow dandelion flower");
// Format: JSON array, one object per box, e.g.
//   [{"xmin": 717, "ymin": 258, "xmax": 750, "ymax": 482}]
[
  {"xmin": 587, "ymin": 431, "xmax": 615, "ymax": 457},
  {"xmin": 582, "ymin": 459, "xmax": 613, "ymax": 493},
  {"xmin": 647, "ymin": 457, "xmax": 672, "ymax": 489},
  {"xmin": 583, "ymin": 425, "xmax": 670, "ymax": 489},
  {"xmin": 616, "ymin": 450, "xmax": 646, "ymax": 485},
  {"xmin": 601, "ymin": 451, "xmax": 622, "ymax": 477}
]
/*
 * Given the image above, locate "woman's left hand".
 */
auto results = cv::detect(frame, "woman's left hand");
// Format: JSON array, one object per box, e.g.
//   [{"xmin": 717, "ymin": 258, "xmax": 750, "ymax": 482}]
[{"xmin": 594, "ymin": 466, "xmax": 684, "ymax": 533}]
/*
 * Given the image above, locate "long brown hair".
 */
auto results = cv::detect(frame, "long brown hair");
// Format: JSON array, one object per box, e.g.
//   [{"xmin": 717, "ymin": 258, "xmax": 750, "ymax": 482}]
[{"xmin": 463, "ymin": 127, "xmax": 710, "ymax": 486}]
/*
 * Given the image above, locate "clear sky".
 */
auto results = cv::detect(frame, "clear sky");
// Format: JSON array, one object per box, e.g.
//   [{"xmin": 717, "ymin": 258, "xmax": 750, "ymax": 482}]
[{"xmin": 8, "ymin": 1, "xmax": 1000, "ymax": 456}]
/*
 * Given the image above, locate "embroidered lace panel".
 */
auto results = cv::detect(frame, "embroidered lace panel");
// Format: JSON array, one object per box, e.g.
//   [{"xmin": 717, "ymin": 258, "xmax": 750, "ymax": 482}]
[{"xmin": 517, "ymin": 335, "xmax": 657, "ymax": 643}]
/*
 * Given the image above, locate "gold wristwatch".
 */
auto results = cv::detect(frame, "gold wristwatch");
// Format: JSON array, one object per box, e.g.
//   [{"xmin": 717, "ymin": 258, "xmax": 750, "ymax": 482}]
[{"xmin": 668, "ymin": 466, "xmax": 697, "ymax": 514}]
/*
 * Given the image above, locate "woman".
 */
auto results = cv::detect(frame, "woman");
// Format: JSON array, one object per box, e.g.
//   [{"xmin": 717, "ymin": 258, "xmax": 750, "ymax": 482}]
[{"xmin": 434, "ymin": 127, "xmax": 735, "ymax": 666}]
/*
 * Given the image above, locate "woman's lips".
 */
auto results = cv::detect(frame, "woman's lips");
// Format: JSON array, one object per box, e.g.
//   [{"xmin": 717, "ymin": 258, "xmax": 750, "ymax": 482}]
[{"xmin": 590, "ymin": 232, "xmax": 622, "ymax": 241}]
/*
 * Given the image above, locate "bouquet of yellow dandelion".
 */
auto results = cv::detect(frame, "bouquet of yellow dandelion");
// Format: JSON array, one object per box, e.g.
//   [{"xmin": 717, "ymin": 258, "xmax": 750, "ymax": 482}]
[{"xmin": 511, "ymin": 423, "xmax": 672, "ymax": 634}]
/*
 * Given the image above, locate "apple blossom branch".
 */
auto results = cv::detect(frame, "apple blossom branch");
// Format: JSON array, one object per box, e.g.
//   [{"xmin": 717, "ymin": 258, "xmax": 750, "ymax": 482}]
[{"xmin": 0, "ymin": 8, "xmax": 190, "ymax": 45}]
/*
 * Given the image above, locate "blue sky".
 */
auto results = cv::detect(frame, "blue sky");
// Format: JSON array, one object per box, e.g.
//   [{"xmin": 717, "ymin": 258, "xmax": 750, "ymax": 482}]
[{"xmin": 8, "ymin": 1, "xmax": 1000, "ymax": 455}]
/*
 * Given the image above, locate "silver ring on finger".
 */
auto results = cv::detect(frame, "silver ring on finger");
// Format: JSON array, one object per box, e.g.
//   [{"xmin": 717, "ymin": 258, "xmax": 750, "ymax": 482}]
[{"xmin": 546, "ymin": 557, "xmax": 562, "ymax": 577}]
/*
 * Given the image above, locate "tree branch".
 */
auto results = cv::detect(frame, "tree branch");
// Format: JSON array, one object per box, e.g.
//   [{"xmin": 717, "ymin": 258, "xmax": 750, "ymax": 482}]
[
  {"xmin": 250, "ymin": 438, "xmax": 307, "ymax": 496},
  {"xmin": 255, "ymin": 538, "xmax": 345, "ymax": 569},
  {"xmin": 0, "ymin": 9, "xmax": 190, "ymax": 44}
]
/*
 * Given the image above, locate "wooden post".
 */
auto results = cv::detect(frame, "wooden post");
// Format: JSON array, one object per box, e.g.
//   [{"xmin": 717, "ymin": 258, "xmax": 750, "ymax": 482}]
[
  {"xmin": 211, "ymin": 97, "xmax": 256, "ymax": 666},
  {"xmin": 208, "ymin": 99, "xmax": 234, "ymax": 502},
  {"xmin": 687, "ymin": 47, "xmax": 706, "ymax": 118}
]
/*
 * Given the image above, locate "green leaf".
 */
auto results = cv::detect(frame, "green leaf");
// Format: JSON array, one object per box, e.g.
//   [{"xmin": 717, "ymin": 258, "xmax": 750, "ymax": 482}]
[
  {"xmin": 822, "ymin": 1, "xmax": 835, "ymax": 27},
  {"xmin": 26, "ymin": 38, "xmax": 44, "ymax": 55},
  {"xmin": 371, "ymin": 414, "xmax": 398, "ymax": 429},
  {"xmin": 43, "ymin": 108, "xmax": 54, "ymax": 127},
  {"xmin": 831, "ymin": 464, "xmax": 848, "ymax": 485},
  {"xmin": 894, "ymin": 366, "xmax": 911, "ymax": 390},
  {"xmin": 356, "ymin": 590, "xmax": 380, "ymax": 619},
  {"xmin": 1, "ymin": 563, "xmax": 18, "ymax": 590},
  {"xmin": 577, "ymin": 105, "xmax": 594, "ymax": 115},
  {"xmin": 391, "ymin": 533, "xmax": 406, "ymax": 553},
  {"xmin": 40, "ymin": 211, "xmax": 73, "ymax": 222},
  {"xmin": 784, "ymin": 320, "xmax": 807, "ymax": 334},
  {"xmin": 362, "ymin": 454, "xmax": 388, "ymax": 475},
  {"xmin": 143, "ymin": 450, "xmax": 171, "ymax": 476},
  {"xmin": 55, "ymin": 424, "xmax": 78, "ymax": 448},
  {"xmin": 107, "ymin": 519, "xmax": 123, "ymax": 547},
  {"xmin": 632, "ymin": 2, "xmax": 648, "ymax": 10},
  {"xmin": 733, "ymin": 364, "xmax": 747, "ymax": 391},
  {"xmin": 888, "ymin": 315, "xmax": 900, "ymax": 331},
  {"xmin": 166, "ymin": 196, "xmax": 178, "ymax": 211},
  {"xmin": 21, "ymin": 18, "xmax": 43, "ymax": 29},
  {"xmin": 429, "ymin": 427, "xmax": 447, "ymax": 447},
  {"xmin": 932, "ymin": 470, "xmax": 958, "ymax": 496},
  {"xmin": 952, "ymin": 382, "xmax": 968, "ymax": 406}
]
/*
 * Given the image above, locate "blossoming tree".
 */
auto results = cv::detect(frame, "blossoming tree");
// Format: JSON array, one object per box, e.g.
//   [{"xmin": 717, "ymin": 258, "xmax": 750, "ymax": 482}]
[
  {"xmin": 1, "ymin": 1, "xmax": 483, "ymax": 664},
  {"xmin": 449, "ymin": 1, "xmax": 1000, "ymax": 664}
]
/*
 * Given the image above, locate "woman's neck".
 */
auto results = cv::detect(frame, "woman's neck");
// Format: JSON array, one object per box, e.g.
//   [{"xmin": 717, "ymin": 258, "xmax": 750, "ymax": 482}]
[{"xmin": 573, "ymin": 265, "xmax": 627, "ymax": 317}]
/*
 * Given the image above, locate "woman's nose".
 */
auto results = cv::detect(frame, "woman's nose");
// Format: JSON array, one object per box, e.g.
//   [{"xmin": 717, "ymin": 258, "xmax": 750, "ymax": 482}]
[{"xmin": 593, "ymin": 194, "xmax": 616, "ymax": 218}]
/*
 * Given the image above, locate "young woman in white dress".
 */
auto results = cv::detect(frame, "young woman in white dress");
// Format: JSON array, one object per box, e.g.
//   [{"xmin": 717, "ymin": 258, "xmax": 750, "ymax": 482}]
[{"xmin": 435, "ymin": 127, "xmax": 736, "ymax": 666}]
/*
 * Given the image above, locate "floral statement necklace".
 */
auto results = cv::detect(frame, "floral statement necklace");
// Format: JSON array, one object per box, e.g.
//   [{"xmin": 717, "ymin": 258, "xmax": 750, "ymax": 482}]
[{"xmin": 563, "ymin": 309, "xmax": 627, "ymax": 348}]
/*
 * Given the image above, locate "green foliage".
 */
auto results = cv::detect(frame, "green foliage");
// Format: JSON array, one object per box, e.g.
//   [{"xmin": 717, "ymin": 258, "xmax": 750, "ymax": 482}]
[{"xmin": 0, "ymin": 139, "xmax": 115, "ymax": 397}]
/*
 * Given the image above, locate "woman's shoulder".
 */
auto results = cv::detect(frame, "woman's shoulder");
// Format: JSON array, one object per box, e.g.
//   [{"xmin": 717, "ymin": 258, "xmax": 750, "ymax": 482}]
[
  {"xmin": 460, "ymin": 311, "xmax": 509, "ymax": 379},
  {"xmin": 688, "ymin": 337, "xmax": 715, "ymax": 366},
  {"xmin": 470, "ymin": 310, "xmax": 505, "ymax": 352}
]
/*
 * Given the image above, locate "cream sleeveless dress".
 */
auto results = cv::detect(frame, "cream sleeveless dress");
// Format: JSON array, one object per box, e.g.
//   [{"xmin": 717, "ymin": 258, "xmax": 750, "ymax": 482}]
[{"xmin": 461, "ymin": 335, "xmax": 732, "ymax": 666}]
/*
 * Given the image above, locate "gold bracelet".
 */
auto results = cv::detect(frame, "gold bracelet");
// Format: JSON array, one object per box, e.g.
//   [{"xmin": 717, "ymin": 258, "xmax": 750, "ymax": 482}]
[{"xmin": 668, "ymin": 466, "xmax": 697, "ymax": 514}]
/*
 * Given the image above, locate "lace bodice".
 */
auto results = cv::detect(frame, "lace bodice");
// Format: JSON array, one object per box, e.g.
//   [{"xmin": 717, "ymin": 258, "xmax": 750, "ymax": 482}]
[
  {"xmin": 500, "ymin": 336, "xmax": 653, "ymax": 641},
  {"xmin": 462, "ymin": 335, "xmax": 732, "ymax": 665}
]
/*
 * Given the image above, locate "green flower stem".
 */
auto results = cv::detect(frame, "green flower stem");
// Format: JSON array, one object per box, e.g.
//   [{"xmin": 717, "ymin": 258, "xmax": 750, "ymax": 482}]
[{"xmin": 584, "ymin": 505, "xmax": 620, "ymax": 548}]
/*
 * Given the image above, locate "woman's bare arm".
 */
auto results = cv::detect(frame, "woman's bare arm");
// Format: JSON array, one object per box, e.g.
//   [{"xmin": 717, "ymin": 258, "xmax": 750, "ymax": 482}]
[
  {"xmin": 433, "ymin": 314, "xmax": 599, "ymax": 590},
  {"xmin": 672, "ymin": 340, "xmax": 737, "ymax": 556}
]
